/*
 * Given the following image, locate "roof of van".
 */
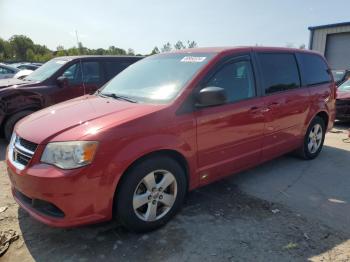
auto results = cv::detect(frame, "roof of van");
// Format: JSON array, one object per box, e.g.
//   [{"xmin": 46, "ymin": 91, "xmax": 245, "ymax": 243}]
[{"xmin": 168, "ymin": 46, "xmax": 320, "ymax": 55}]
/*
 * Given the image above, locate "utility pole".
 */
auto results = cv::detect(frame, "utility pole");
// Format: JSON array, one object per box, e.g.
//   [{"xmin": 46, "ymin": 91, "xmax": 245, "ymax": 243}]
[{"xmin": 75, "ymin": 30, "xmax": 80, "ymax": 47}]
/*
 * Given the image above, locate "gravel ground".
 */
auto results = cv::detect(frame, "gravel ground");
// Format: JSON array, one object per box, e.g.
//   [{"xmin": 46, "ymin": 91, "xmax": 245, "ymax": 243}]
[{"xmin": 1, "ymin": 129, "xmax": 350, "ymax": 262}]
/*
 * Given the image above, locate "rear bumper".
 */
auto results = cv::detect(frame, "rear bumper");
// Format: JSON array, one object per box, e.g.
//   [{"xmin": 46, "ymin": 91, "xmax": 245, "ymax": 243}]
[{"xmin": 7, "ymin": 160, "xmax": 113, "ymax": 228}]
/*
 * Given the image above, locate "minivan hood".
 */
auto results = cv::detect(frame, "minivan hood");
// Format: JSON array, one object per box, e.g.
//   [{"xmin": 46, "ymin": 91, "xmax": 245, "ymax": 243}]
[{"xmin": 15, "ymin": 95, "xmax": 164, "ymax": 144}]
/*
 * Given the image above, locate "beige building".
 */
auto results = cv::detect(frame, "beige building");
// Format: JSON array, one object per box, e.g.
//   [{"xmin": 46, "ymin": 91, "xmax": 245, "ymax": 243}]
[{"xmin": 309, "ymin": 22, "xmax": 350, "ymax": 70}]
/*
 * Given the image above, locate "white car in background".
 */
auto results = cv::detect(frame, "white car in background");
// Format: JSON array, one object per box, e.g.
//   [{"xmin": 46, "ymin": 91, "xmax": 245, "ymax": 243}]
[
  {"xmin": 0, "ymin": 63, "xmax": 19, "ymax": 79},
  {"xmin": 13, "ymin": 69, "xmax": 33, "ymax": 79}
]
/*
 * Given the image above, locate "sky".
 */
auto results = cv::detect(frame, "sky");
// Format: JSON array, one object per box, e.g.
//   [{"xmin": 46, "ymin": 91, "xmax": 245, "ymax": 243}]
[{"xmin": 1, "ymin": 0, "xmax": 350, "ymax": 54}]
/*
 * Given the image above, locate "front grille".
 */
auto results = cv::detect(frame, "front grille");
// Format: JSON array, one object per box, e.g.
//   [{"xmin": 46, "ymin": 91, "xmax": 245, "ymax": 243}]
[
  {"xmin": 16, "ymin": 151, "xmax": 31, "ymax": 166},
  {"xmin": 9, "ymin": 134, "xmax": 38, "ymax": 170},
  {"xmin": 18, "ymin": 137, "xmax": 38, "ymax": 152}
]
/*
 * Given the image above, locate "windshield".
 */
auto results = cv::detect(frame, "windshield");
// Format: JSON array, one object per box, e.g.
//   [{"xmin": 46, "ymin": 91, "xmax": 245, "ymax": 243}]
[
  {"xmin": 338, "ymin": 79, "xmax": 350, "ymax": 92},
  {"xmin": 100, "ymin": 53, "xmax": 215, "ymax": 104},
  {"xmin": 24, "ymin": 58, "xmax": 70, "ymax": 82},
  {"xmin": 332, "ymin": 70, "xmax": 345, "ymax": 82}
]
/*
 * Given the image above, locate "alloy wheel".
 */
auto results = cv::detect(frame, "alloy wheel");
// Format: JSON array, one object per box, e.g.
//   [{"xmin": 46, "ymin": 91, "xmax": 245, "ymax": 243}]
[
  {"xmin": 307, "ymin": 123, "xmax": 323, "ymax": 154},
  {"xmin": 133, "ymin": 170, "xmax": 177, "ymax": 222}
]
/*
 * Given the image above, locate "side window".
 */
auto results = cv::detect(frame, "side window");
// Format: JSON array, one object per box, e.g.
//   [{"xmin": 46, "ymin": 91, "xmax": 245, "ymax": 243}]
[
  {"xmin": 62, "ymin": 63, "xmax": 82, "ymax": 84},
  {"xmin": 258, "ymin": 53, "xmax": 300, "ymax": 94},
  {"xmin": 299, "ymin": 53, "xmax": 331, "ymax": 86},
  {"xmin": 206, "ymin": 60, "xmax": 256, "ymax": 103},
  {"xmin": 104, "ymin": 61, "xmax": 131, "ymax": 79},
  {"xmin": 82, "ymin": 62, "xmax": 101, "ymax": 84}
]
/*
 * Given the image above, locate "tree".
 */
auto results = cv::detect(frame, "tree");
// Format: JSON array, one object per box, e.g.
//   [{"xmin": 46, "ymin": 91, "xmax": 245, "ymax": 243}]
[
  {"xmin": 78, "ymin": 42, "xmax": 86, "ymax": 55},
  {"xmin": 67, "ymin": 47, "xmax": 79, "ymax": 56},
  {"xmin": 0, "ymin": 34, "xmax": 138, "ymax": 62},
  {"xmin": 56, "ymin": 45, "xmax": 65, "ymax": 51},
  {"xmin": 150, "ymin": 46, "xmax": 160, "ymax": 55},
  {"xmin": 127, "ymin": 48, "xmax": 135, "ymax": 55},
  {"xmin": 187, "ymin": 40, "xmax": 198, "ymax": 48},
  {"xmin": 299, "ymin": 44, "xmax": 306, "ymax": 50},
  {"xmin": 26, "ymin": 49, "xmax": 35, "ymax": 61},
  {"xmin": 161, "ymin": 42, "xmax": 172, "ymax": 52},
  {"xmin": 174, "ymin": 41, "xmax": 186, "ymax": 50},
  {"xmin": 9, "ymin": 35, "xmax": 34, "ymax": 60},
  {"xmin": 0, "ymin": 38, "xmax": 13, "ymax": 60}
]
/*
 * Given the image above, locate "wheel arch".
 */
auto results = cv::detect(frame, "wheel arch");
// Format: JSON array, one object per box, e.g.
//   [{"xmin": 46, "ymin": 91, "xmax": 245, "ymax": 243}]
[
  {"xmin": 111, "ymin": 149, "xmax": 190, "ymax": 217},
  {"xmin": 315, "ymin": 111, "xmax": 329, "ymax": 130},
  {"xmin": 1, "ymin": 106, "xmax": 40, "ymax": 134}
]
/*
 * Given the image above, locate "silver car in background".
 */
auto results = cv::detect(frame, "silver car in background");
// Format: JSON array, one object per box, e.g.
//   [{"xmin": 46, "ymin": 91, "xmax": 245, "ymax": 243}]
[{"xmin": 0, "ymin": 63, "xmax": 19, "ymax": 79}]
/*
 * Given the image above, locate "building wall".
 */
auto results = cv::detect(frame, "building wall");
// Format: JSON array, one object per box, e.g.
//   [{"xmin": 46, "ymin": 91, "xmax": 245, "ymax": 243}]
[{"xmin": 310, "ymin": 25, "xmax": 350, "ymax": 54}]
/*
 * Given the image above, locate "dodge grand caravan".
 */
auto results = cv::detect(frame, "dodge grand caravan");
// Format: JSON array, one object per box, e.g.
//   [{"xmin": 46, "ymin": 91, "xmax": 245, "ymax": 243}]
[
  {"xmin": 7, "ymin": 47, "xmax": 335, "ymax": 232},
  {"xmin": 0, "ymin": 55, "xmax": 142, "ymax": 140}
]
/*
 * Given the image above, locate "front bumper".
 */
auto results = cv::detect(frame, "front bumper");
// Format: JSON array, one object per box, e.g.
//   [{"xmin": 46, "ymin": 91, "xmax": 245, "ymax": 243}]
[{"xmin": 7, "ymin": 159, "xmax": 113, "ymax": 227}]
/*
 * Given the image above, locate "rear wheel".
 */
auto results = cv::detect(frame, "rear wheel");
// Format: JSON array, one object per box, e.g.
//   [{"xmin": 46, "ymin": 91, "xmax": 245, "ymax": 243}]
[
  {"xmin": 115, "ymin": 156, "xmax": 187, "ymax": 232},
  {"xmin": 4, "ymin": 110, "xmax": 34, "ymax": 141},
  {"xmin": 298, "ymin": 116, "xmax": 326, "ymax": 160}
]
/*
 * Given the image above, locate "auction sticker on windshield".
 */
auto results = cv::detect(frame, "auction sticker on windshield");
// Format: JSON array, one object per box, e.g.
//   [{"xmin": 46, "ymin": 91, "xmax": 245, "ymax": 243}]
[{"xmin": 181, "ymin": 56, "xmax": 206, "ymax": 63}]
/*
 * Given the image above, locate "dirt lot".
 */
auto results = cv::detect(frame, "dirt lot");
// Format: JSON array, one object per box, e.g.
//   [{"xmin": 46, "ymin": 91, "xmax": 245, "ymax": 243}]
[{"xmin": 1, "ymin": 123, "xmax": 350, "ymax": 262}]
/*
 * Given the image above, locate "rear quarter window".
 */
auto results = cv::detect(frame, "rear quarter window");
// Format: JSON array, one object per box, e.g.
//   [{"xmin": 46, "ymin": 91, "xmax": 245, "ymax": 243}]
[
  {"xmin": 257, "ymin": 53, "xmax": 301, "ymax": 94},
  {"xmin": 298, "ymin": 53, "xmax": 332, "ymax": 86}
]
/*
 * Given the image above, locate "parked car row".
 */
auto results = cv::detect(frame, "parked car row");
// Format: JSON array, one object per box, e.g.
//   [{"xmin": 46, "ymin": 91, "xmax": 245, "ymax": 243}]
[
  {"xmin": 331, "ymin": 69, "xmax": 350, "ymax": 120},
  {"xmin": 0, "ymin": 63, "xmax": 20, "ymax": 79},
  {"xmin": 6, "ymin": 47, "xmax": 336, "ymax": 232},
  {"xmin": 0, "ymin": 62, "xmax": 42, "ymax": 80},
  {"xmin": 336, "ymin": 79, "xmax": 350, "ymax": 120}
]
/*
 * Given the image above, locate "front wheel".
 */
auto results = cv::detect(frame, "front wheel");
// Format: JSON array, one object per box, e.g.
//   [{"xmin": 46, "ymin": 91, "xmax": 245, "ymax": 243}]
[
  {"xmin": 115, "ymin": 156, "xmax": 187, "ymax": 232},
  {"xmin": 298, "ymin": 116, "xmax": 326, "ymax": 160}
]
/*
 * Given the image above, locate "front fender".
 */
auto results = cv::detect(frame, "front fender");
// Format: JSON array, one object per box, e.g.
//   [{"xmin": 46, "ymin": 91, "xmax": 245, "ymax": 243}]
[
  {"xmin": 108, "ymin": 133, "xmax": 197, "ymax": 190},
  {"xmin": 0, "ymin": 89, "xmax": 44, "ymax": 121},
  {"xmin": 92, "ymin": 132, "xmax": 197, "ymax": 217}
]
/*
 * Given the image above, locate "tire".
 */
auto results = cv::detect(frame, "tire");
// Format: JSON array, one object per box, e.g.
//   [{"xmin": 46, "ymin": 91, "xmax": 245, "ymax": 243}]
[
  {"xmin": 298, "ymin": 116, "xmax": 326, "ymax": 160},
  {"xmin": 115, "ymin": 156, "xmax": 187, "ymax": 233},
  {"xmin": 4, "ymin": 110, "xmax": 34, "ymax": 141}
]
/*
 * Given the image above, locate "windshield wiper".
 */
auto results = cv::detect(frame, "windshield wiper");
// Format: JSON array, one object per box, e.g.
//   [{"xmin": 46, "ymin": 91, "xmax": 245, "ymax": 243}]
[{"xmin": 98, "ymin": 92, "xmax": 137, "ymax": 103}]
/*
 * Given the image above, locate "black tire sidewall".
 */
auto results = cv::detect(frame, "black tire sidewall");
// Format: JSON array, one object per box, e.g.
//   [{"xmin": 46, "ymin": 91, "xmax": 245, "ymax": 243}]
[
  {"xmin": 4, "ymin": 110, "xmax": 34, "ymax": 141},
  {"xmin": 303, "ymin": 116, "xmax": 326, "ymax": 159},
  {"xmin": 115, "ymin": 156, "xmax": 187, "ymax": 233}
]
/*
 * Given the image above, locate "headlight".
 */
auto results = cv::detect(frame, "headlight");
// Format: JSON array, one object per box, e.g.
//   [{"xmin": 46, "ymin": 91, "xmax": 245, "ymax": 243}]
[{"xmin": 41, "ymin": 141, "xmax": 98, "ymax": 169}]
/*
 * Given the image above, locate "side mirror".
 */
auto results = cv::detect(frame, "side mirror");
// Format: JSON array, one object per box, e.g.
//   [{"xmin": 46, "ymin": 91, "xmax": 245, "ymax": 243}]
[
  {"xmin": 195, "ymin": 86, "xmax": 227, "ymax": 107},
  {"xmin": 57, "ymin": 76, "xmax": 68, "ymax": 88}
]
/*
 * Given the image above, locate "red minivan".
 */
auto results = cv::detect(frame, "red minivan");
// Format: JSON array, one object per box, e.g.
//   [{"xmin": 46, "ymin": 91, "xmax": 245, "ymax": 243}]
[{"xmin": 7, "ymin": 47, "xmax": 336, "ymax": 232}]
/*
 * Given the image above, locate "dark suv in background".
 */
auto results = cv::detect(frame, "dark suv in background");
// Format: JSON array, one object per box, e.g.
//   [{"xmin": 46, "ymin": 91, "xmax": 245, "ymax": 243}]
[{"xmin": 0, "ymin": 55, "xmax": 143, "ymax": 140}]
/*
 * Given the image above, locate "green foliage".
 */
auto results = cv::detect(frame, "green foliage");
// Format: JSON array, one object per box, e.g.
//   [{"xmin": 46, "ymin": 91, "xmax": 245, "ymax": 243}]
[
  {"xmin": 0, "ymin": 35, "xmax": 52, "ymax": 62},
  {"xmin": 155, "ymin": 40, "xmax": 198, "ymax": 54},
  {"xmin": 161, "ymin": 42, "xmax": 172, "ymax": 52},
  {"xmin": 150, "ymin": 46, "xmax": 160, "ymax": 55},
  {"xmin": 0, "ymin": 34, "xmax": 199, "ymax": 62},
  {"xmin": 174, "ymin": 41, "xmax": 186, "ymax": 50}
]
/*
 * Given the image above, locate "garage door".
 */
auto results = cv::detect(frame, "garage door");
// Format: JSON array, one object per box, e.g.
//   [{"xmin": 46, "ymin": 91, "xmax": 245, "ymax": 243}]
[{"xmin": 325, "ymin": 32, "xmax": 350, "ymax": 70}]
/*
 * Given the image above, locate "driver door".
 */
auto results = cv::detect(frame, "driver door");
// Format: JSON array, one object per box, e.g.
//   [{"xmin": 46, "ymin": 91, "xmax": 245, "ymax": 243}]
[
  {"xmin": 195, "ymin": 55, "xmax": 265, "ymax": 184},
  {"xmin": 53, "ymin": 62, "xmax": 85, "ymax": 104}
]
